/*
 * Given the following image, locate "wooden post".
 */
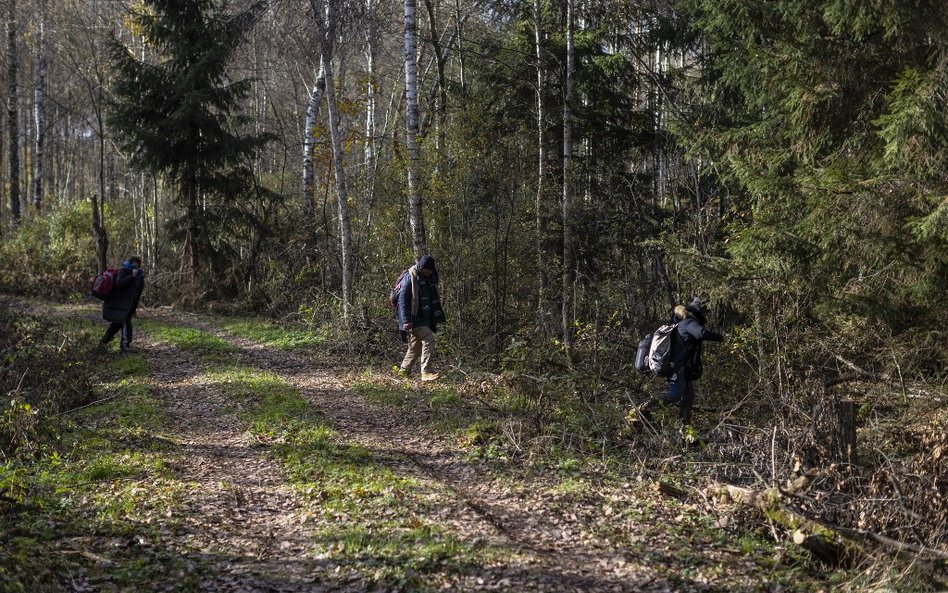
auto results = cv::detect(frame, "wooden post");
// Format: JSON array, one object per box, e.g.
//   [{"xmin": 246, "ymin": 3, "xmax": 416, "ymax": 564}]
[{"xmin": 837, "ymin": 399, "xmax": 857, "ymax": 466}]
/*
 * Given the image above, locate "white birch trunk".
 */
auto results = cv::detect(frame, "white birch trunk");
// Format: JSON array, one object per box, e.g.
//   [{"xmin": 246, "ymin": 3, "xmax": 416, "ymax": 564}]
[
  {"xmin": 455, "ymin": 0, "xmax": 465, "ymax": 92},
  {"xmin": 364, "ymin": 0, "xmax": 377, "ymax": 205},
  {"xmin": 404, "ymin": 0, "xmax": 427, "ymax": 257},
  {"xmin": 302, "ymin": 62, "xmax": 326, "ymax": 225},
  {"xmin": 562, "ymin": 0, "xmax": 575, "ymax": 348},
  {"xmin": 534, "ymin": 0, "xmax": 546, "ymax": 322},
  {"xmin": 32, "ymin": 0, "xmax": 46, "ymax": 211}
]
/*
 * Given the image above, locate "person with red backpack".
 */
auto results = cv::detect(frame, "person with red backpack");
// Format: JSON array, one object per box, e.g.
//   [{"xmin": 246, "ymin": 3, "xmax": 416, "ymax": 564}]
[
  {"xmin": 395, "ymin": 255, "xmax": 445, "ymax": 381},
  {"xmin": 99, "ymin": 256, "xmax": 145, "ymax": 353}
]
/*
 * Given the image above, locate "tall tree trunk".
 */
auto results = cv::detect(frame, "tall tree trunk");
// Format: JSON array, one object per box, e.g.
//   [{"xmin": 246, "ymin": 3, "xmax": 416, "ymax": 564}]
[
  {"xmin": 91, "ymin": 191, "xmax": 108, "ymax": 273},
  {"xmin": 91, "ymin": 97, "xmax": 108, "ymax": 273},
  {"xmin": 184, "ymin": 178, "xmax": 200, "ymax": 276},
  {"xmin": 423, "ymin": 0, "xmax": 447, "ymax": 150},
  {"xmin": 404, "ymin": 0, "xmax": 427, "ymax": 257},
  {"xmin": 364, "ymin": 0, "xmax": 377, "ymax": 206},
  {"xmin": 561, "ymin": 0, "xmax": 575, "ymax": 350},
  {"xmin": 32, "ymin": 0, "xmax": 46, "ymax": 212},
  {"xmin": 534, "ymin": 0, "xmax": 546, "ymax": 327},
  {"xmin": 317, "ymin": 0, "xmax": 355, "ymax": 321},
  {"xmin": 302, "ymin": 62, "xmax": 326, "ymax": 226},
  {"xmin": 455, "ymin": 0, "xmax": 465, "ymax": 93},
  {"xmin": 151, "ymin": 174, "xmax": 160, "ymax": 266},
  {"xmin": 7, "ymin": 2, "xmax": 20, "ymax": 225}
]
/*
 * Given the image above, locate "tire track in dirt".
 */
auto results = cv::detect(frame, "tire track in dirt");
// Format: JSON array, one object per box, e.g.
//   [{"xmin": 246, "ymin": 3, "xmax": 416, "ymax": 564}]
[
  {"xmin": 31, "ymin": 300, "xmax": 335, "ymax": 591},
  {"xmin": 135, "ymin": 329, "xmax": 330, "ymax": 592},
  {"xmin": 155, "ymin": 311, "xmax": 673, "ymax": 593}
]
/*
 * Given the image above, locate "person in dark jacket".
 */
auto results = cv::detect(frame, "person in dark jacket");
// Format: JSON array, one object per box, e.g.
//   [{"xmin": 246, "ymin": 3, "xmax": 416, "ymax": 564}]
[
  {"xmin": 100, "ymin": 256, "xmax": 145, "ymax": 353},
  {"xmin": 661, "ymin": 297, "xmax": 723, "ymax": 423},
  {"xmin": 635, "ymin": 297, "xmax": 724, "ymax": 425},
  {"xmin": 396, "ymin": 254, "xmax": 446, "ymax": 381}
]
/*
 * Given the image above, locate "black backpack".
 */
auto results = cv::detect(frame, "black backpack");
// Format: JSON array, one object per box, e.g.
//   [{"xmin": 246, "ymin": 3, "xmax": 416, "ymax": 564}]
[{"xmin": 634, "ymin": 322, "xmax": 678, "ymax": 377}]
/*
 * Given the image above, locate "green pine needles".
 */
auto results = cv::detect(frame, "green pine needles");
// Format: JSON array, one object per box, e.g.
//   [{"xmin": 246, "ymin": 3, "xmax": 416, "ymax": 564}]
[
  {"xmin": 109, "ymin": 0, "xmax": 273, "ymax": 287},
  {"xmin": 677, "ymin": 0, "xmax": 948, "ymax": 374}
]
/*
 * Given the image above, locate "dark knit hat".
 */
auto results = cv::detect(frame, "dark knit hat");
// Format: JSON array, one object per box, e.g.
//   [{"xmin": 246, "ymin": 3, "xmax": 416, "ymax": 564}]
[
  {"xmin": 686, "ymin": 296, "xmax": 708, "ymax": 322},
  {"xmin": 417, "ymin": 255, "xmax": 436, "ymax": 271}
]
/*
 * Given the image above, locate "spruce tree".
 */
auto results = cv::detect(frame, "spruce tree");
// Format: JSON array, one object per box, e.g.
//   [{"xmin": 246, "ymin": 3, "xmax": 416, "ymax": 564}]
[
  {"xmin": 109, "ymin": 0, "xmax": 269, "ymax": 282},
  {"xmin": 675, "ymin": 0, "xmax": 948, "ymax": 373}
]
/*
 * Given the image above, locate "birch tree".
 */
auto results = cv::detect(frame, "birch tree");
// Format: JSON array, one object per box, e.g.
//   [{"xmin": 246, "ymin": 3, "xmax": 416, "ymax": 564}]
[
  {"xmin": 7, "ymin": 0, "xmax": 21, "ymax": 225},
  {"xmin": 302, "ymin": 61, "xmax": 325, "ymax": 226},
  {"xmin": 363, "ymin": 0, "xmax": 377, "ymax": 206},
  {"xmin": 404, "ymin": 0, "xmax": 427, "ymax": 257},
  {"xmin": 534, "ymin": 0, "xmax": 546, "ymax": 324},
  {"xmin": 311, "ymin": 0, "xmax": 355, "ymax": 320},
  {"xmin": 32, "ymin": 0, "xmax": 47, "ymax": 211},
  {"xmin": 561, "ymin": 0, "xmax": 575, "ymax": 349}
]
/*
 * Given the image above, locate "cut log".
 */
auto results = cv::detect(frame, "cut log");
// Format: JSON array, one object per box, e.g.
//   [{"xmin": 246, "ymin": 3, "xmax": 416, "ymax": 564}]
[
  {"xmin": 794, "ymin": 530, "xmax": 842, "ymax": 566},
  {"xmin": 712, "ymin": 480, "xmax": 948, "ymax": 568}
]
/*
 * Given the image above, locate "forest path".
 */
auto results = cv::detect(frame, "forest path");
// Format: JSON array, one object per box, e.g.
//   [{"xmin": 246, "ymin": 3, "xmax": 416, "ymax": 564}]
[
  {"xmin": 140, "ymin": 307, "xmax": 667, "ymax": 593},
  {"xmin": 28, "ymin": 300, "xmax": 782, "ymax": 592},
  {"xmin": 137, "ymin": 317, "xmax": 327, "ymax": 592}
]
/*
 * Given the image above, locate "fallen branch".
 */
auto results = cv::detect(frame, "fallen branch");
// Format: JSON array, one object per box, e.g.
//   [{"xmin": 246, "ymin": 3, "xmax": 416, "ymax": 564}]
[
  {"xmin": 804, "ymin": 514, "xmax": 948, "ymax": 564},
  {"xmin": 56, "ymin": 393, "xmax": 125, "ymax": 416},
  {"xmin": 824, "ymin": 372, "xmax": 890, "ymax": 389},
  {"xmin": 711, "ymin": 476, "xmax": 948, "ymax": 567},
  {"xmin": 710, "ymin": 477, "xmax": 853, "ymax": 566}
]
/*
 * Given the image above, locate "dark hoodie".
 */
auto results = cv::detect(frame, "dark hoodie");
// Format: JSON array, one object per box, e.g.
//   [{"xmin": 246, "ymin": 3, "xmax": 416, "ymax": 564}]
[
  {"xmin": 670, "ymin": 302, "xmax": 723, "ymax": 380},
  {"xmin": 103, "ymin": 261, "xmax": 144, "ymax": 323},
  {"xmin": 396, "ymin": 255, "xmax": 445, "ymax": 331}
]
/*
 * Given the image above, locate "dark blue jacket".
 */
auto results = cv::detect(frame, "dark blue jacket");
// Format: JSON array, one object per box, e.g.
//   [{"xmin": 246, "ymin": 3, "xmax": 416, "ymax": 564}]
[
  {"xmin": 396, "ymin": 267, "xmax": 445, "ymax": 332},
  {"xmin": 670, "ymin": 315, "xmax": 723, "ymax": 380},
  {"xmin": 103, "ymin": 263, "xmax": 144, "ymax": 323}
]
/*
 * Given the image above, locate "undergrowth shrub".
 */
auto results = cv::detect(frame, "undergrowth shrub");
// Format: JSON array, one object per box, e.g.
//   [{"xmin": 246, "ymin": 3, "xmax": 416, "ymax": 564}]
[
  {"xmin": 0, "ymin": 302, "xmax": 96, "ymax": 456},
  {"xmin": 0, "ymin": 200, "xmax": 138, "ymax": 299}
]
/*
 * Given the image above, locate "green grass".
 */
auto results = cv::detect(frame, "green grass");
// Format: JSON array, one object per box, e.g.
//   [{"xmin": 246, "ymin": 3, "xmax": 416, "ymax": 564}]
[
  {"xmin": 207, "ymin": 363, "xmax": 505, "ymax": 588},
  {"xmin": 352, "ymin": 370, "xmax": 484, "ymax": 436},
  {"xmin": 0, "ymin": 324, "xmax": 201, "ymax": 593},
  {"xmin": 139, "ymin": 319, "xmax": 239, "ymax": 361},
  {"xmin": 218, "ymin": 318, "xmax": 327, "ymax": 350}
]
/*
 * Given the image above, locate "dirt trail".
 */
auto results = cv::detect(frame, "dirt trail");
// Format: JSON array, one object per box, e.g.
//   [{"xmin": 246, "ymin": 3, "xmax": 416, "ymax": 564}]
[
  {"xmin": 150, "ymin": 311, "xmax": 670, "ymax": 593},
  {"xmin": 142, "ymin": 331, "xmax": 329, "ymax": 592}
]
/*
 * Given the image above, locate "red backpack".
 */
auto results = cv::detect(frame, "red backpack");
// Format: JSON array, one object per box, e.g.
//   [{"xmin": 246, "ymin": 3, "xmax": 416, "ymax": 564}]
[
  {"xmin": 90, "ymin": 269, "xmax": 118, "ymax": 300},
  {"xmin": 387, "ymin": 269, "xmax": 410, "ymax": 315}
]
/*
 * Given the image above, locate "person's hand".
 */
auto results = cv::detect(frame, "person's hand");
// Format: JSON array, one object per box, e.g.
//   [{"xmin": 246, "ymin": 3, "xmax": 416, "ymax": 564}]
[{"xmin": 403, "ymin": 322, "xmax": 413, "ymax": 331}]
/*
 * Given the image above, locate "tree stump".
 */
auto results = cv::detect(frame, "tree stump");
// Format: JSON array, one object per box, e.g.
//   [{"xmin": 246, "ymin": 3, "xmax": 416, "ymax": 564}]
[{"xmin": 837, "ymin": 399, "xmax": 857, "ymax": 466}]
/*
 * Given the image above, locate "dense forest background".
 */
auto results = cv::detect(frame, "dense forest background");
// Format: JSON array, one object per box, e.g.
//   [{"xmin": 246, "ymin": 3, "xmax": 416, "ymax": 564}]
[
  {"xmin": 0, "ymin": 0, "xmax": 945, "ymax": 375},
  {"xmin": 0, "ymin": 0, "xmax": 946, "ymax": 587}
]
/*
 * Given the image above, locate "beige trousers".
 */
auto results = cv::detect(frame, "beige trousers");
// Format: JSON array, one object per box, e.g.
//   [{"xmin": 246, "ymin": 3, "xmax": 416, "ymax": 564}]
[{"xmin": 400, "ymin": 326, "xmax": 435, "ymax": 374}]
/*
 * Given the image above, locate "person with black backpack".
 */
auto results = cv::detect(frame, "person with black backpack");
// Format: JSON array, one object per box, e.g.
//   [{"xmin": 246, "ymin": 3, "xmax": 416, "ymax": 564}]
[
  {"xmin": 664, "ymin": 298, "xmax": 723, "ymax": 423},
  {"xmin": 636, "ymin": 297, "xmax": 723, "ymax": 424},
  {"xmin": 395, "ymin": 255, "xmax": 445, "ymax": 381},
  {"xmin": 99, "ymin": 256, "xmax": 145, "ymax": 354}
]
